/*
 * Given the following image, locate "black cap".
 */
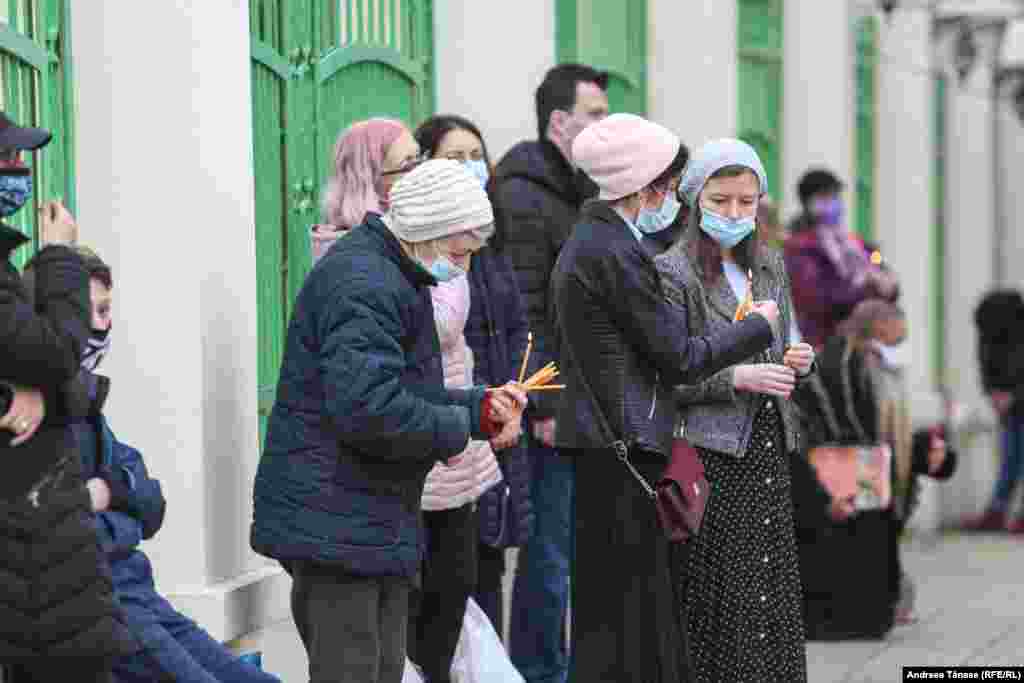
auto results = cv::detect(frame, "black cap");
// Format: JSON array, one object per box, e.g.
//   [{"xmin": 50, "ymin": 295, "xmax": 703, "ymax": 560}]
[
  {"xmin": 0, "ymin": 112, "xmax": 51, "ymax": 151},
  {"xmin": 796, "ymin": 168, "xmax": 844, "ymax": 206}
]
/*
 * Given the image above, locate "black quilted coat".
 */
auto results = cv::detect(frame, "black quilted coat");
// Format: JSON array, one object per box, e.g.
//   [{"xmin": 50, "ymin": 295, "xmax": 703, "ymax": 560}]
[
  {"xmin": 0, "ymin": 224, "xmax": 138, "ymax": 659},
  {"xmin": 551, "ymin": 201, "xmax": 775, "ymax": 456}
]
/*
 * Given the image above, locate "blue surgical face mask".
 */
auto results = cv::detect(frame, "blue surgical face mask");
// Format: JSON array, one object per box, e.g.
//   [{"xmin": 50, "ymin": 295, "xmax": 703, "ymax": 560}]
[
  {"xmin": 699, "ymin": 207, "xmax": 756, "ymax": 248},
  {"xmin": 423, "ymin": 245, "xmax": 466, "ymax": 283},
  {"xmin": 636, "ymin": 192, "xmax": 681, "ymax": 234},
  {"xmin": 0, "ymin": 171, "xmax": 32, "ymax": 218},
  {"xmin": 464, "ymin": 159, "xmax": 490, "ymax": 189}
]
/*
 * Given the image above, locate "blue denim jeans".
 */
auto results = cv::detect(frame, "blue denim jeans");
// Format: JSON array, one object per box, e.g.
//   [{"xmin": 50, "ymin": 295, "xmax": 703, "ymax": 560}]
[
  {"xmin": 509, "ymin": 438, "xmax": 574, "ymax": 683},
  {"xmin": 114, "ymin": 592, "xmax": 281, "ymax": 683},
  {"xmin": 992, "ymin": 412, "xmax": 1024, "ymax": 513}
]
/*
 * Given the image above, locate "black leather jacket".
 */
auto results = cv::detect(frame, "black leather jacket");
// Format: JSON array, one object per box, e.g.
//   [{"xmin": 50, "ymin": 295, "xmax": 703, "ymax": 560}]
[{"xmin": 551, "ymin": 201, "xmax": 774, "ymax": 457}]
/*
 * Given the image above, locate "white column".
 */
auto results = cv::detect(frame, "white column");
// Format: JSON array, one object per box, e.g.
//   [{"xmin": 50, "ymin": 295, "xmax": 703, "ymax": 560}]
[
  {"xmin": 942, "ymin": 21, "xmax": 1001, "ymax": 408},
  {"xmin": 995, "ymin": 72, "xmax": 1024, "ymax": 291},
  {"xmin": 434, "ymin": 0, "xmax": 555, "ymax": 161},
  {"xmin": 877, "ymin": 7, "xmax": 936, "ymax": 406},
  {"xmin": 931, "ymin": 19, "xmax": 1004, "ymax": 526},
  {"xmin": 648, "ymin": 0, "xmax": 737, "ymax": 148},
  {"xmin": 71, "ymin": 0, "xmax": 288, "ymax": 641},
  {"xmin": 781, "ymin": 0, "xmax": 853, "ymax": 218}
]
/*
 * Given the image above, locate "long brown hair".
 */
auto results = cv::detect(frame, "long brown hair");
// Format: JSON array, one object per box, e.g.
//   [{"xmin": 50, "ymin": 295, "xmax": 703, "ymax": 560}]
[{"xmin": 689, "ymin": 164, "xmax": 762, "ymax": 285}]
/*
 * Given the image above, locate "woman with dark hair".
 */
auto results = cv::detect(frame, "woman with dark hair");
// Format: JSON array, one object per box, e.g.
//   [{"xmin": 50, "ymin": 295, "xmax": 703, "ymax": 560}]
[
  {"xmin": 655, "ymin": 139, "xmax": 816, "ymax": 682},
  {"xmin": 555, "ymin": 117, "xmax": 778, "ymax": 683},
  {"xmin": 411, "ymin": 116, "xmax": 533, "ymax": 674}
]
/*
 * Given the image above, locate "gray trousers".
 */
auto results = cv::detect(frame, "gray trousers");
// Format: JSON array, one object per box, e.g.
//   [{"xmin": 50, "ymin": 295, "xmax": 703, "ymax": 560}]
[{"xmin": 289, "ymin": 562, "xmax": 411, "ymax": 683}]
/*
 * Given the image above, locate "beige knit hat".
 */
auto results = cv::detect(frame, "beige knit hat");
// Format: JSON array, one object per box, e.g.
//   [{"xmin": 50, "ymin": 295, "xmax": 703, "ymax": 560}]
[
  {"xmin": 572, "ymin": 113, "xmax": 681, "ymax": 201},
  {"xmin": 387, "ymin": 159, "xmax": 494, "ymax": 243}
]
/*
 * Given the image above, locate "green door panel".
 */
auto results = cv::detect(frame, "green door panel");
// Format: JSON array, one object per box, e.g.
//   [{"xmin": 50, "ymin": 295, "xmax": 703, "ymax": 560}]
[
  {"xmin": 854, "ymin": 15, "xmax": 877, "ymax": 241},
  {"xmin": 556, "ymin": 0, "xmax": 646, "ymax": 115},
  {"xmin": 250, "ymin": 0, "xmax": 290, "ymax": 440},
  {"xmin": 250, "ymin": 0, "xmax": 436, "ymax": 444},
  {"xmin": 0, "ymin": 0, "xmax": 74, "ymax": 269},
  {"xmin": 737, "ymin": 0, "xmax": 782, "ymax": 198}
]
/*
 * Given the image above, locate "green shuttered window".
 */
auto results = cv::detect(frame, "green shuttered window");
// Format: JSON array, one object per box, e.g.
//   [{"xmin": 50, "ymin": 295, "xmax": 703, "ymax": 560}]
[
  {"xmin": 737, "ymin": 0, "xmax": 783, "ymax": 199},
  {"xmin": 855, "ymin": 15, "xmax": 878, "ymax": 241},
  {"xmin": 932, "ymin": 75, "xmax": 946, "ymax": 387},
  {"xmin": 250, "ymin": 0, "xmax": 434, "ymax": 440},
  {"xmin": 0, "ymin": 0, "xmax": 75, "ymax": 269},
  {"xmin": 556, "ymin": 0, "xmax": 646, "ymax": 115}
]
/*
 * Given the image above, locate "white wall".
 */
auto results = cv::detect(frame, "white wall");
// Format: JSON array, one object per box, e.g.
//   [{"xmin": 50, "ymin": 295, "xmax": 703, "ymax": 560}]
[
  {"xmin": 72, "ymin": 0, "xmax": 286, "ymax": 640},
  {"xmin": 434, "ymin": 0, "xmax": 555, "ymax": 161},
  {"xmin": 942, "ymin": 25, "xmax": 999, "ymax": 409},
  {"xmin": 782, "ymin": 0, "xmax": 853, "ymax": 218},
  {"xmin": 648, "ymin": 0, "xmax": 737, "ymax": 149},
  {"xmin": 996, "ymin": 76, "xmax": 1024, "ymax": 291},
  {"xmin": 877, "ymin": 7, "xmax": 936, "ymax": 405}
]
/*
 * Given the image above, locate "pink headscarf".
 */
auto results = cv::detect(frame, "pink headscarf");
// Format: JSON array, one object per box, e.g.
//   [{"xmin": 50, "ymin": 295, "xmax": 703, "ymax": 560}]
[{"xmin": 313, "ymin": 117, "xmax": 406, "ymax": 264}]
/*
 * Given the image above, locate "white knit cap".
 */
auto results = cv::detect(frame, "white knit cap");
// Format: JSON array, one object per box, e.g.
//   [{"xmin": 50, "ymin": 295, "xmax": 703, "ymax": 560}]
[
  {"xmin": 572, "ymin": 113, "xmax": 681, "ymax": 201},
  {"xmin": 387, "ymin": 159, "xmax": 494, "ymax": 243}
]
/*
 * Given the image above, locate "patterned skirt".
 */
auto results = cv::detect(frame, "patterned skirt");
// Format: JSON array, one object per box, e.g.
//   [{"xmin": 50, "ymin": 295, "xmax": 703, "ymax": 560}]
[{"xmin": 685, "ymin": 399, "xmax": 807, "ymax": 682}]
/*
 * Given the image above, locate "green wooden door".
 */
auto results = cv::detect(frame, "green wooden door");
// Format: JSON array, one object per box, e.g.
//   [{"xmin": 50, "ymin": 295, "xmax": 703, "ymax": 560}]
[
  {"xmin": 854, "ymin": 16, "xmax": 878, "ymax": 240},
  {"xmin": 250, "ymin": 0, "xmax": 293, "ymax": 436},
  {"xmin": 250, "ymin": 0, "xmax": 435, "ymax": 443},
  {"xmin": 556, "ymin": 0, "xmax": 646, "ymax": 114},
  {"xmin": 0, "ymin": 0, "xmax": 74, "ymax": 269},
  {"xmin": 737, "ymin": 0, "xmax": 783, "ymax": 199},
  {"xmin": 932, "ymin": 75, "xmax": 947, "ymax": 387}
]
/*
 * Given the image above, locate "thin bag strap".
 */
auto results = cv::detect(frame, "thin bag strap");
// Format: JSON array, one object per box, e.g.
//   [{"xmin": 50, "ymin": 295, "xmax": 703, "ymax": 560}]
[{"xmin": 556, "ymin": 319, "xmax": 656, "ymax": 499}]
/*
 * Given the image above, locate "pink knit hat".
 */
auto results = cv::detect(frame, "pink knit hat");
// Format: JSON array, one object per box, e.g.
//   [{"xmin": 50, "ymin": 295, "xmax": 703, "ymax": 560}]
[{"xmin": 572, "ymin": 113, "xmax": 681, "ymax": 201}]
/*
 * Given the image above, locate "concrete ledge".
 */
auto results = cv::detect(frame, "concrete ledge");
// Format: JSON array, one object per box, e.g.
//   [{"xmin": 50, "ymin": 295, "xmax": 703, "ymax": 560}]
[{"xmin": 164, "ymin": 565, "xmax": 292, "ymax": 643}]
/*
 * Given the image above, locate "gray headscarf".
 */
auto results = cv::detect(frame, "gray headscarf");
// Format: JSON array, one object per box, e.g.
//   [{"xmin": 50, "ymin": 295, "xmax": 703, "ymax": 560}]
[{"xmin": 679, "ymin": 138, "xmax": 768, "ymax": 207}]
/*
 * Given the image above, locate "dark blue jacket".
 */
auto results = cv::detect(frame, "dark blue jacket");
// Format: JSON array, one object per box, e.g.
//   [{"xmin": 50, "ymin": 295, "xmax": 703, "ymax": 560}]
[
  {"xmin": 251, "ymin": 216, "xmax": 488, "ymax": 579},
  {"xmin": 74, "ymin": 409, "xmax": 166, "ymax": 603},
  {"xmin": 465, "ymin": 247, "xmax": 534, "ymax": 548}
]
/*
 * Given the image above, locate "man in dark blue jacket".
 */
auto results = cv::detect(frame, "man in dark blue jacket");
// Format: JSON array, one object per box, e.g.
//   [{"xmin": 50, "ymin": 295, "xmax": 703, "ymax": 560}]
[{"xmin": 71, "ymin": 248, "xmax": 279, "ymax": 683}]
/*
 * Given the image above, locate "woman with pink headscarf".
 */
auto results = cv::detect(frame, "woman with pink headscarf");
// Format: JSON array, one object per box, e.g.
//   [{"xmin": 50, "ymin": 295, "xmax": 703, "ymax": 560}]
[{"xmin": 311, "ymin": 117, "xmax": 423, "ymax": 264}]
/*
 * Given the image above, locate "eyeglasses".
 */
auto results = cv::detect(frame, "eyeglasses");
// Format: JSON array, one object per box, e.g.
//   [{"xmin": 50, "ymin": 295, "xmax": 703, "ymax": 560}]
[{"xmin": 381, "ymin": 153, "xmax": 427, "ymax": 177}]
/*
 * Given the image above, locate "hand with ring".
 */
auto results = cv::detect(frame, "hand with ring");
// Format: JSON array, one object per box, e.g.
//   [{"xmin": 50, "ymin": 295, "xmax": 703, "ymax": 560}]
[{"xmin": 0, "ymin": 386, "xmax": 45, "ymax": 446}]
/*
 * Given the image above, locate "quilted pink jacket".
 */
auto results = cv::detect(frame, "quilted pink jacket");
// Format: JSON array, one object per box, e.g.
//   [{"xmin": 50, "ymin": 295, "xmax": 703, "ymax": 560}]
[{"xmin": 421, "ymin": 276, "xmax": 502, "ymax": 511}]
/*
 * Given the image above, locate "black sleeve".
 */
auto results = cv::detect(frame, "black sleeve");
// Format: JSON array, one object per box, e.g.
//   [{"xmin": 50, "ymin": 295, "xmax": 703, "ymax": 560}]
[
  {"xmin": 495, "ymin": 180, "xmax": 564, "ymax": 418},
  {"xmin": 0, "ymin": 246, "xmax": 90, "ymax": 392},
  {"xmin": 601, "ymin": 246, "xmax": 774, "ymax": 386}
]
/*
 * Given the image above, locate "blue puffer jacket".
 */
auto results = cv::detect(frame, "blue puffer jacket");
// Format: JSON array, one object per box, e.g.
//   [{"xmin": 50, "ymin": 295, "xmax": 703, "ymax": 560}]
[
  {"xmin": 251, "ymin": 216, "xmax": 488, "ymax": 579},
  {"xmin": 74, "ymin": 411, "xmax": 166, "ymax": 602},
  {"xmin": 465, "ymin": 247, "xmax": 534, "ymax": 548}
]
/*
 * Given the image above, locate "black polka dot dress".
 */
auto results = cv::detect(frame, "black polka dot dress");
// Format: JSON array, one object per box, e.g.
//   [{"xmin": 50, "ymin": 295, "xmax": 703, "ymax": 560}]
[{"xmin": 685, "ymin": 398, "xmax": 808, "ymax": 682}]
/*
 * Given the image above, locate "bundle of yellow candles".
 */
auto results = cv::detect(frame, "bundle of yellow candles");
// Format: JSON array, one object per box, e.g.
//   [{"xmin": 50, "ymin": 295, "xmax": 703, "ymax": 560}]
[
  {"xmin": 515, "ymin": 332, "xmax": 565, "ymax": 392},
  {"xmin": 733, "ymin": 269, "xmax": 755, "ymax": 322}
]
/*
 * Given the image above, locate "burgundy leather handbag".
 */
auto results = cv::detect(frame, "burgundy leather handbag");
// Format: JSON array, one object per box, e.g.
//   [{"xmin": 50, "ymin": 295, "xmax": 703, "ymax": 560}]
[{"xmin": 615, "ymin": 437, "xmax": 710, "ymax": 543}]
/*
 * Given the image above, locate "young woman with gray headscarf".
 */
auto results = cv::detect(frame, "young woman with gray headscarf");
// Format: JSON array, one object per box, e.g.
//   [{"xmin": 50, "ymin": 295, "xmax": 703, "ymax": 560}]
[
  {"xmin": 655, "ymin": 138, "xmax": 816, "ymax": 682},
  {"xmin": 553, "ymin": 116, "xmax": 778, "ymax": 683}
]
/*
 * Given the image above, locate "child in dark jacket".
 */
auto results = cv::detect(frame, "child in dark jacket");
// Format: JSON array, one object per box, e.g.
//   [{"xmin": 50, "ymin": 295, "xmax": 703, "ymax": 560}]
[{"xmin": 72, "ymin": 248, "xmax": 279, "ymax": 683}]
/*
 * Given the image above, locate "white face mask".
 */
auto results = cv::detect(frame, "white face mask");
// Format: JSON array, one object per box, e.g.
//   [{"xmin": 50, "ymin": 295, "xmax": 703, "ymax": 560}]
[{"xmin": 871, "ymin": 340, "xmax": 908, "ymax": 370}]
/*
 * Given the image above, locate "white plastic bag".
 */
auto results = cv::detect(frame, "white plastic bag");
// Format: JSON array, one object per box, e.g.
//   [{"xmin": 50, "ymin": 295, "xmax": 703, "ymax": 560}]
[
  {"xmin": 450, "ymin": 597, "xmax": 524, "ymax": 683},
  {"xmin": 403, "ymin": 657, "xmax": 425, "ymax": 683}
]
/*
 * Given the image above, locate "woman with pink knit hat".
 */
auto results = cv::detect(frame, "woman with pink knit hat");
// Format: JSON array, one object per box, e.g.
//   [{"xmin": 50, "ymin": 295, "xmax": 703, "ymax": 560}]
[{"xmin": 550, "ymin": 114, "xmax": 780, "ymax": 683}]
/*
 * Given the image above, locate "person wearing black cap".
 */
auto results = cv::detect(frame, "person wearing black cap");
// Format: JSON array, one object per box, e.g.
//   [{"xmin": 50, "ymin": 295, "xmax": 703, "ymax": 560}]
[{"xmin": 0, "ymin": 113, "xmax": 139, "ymax": 682}]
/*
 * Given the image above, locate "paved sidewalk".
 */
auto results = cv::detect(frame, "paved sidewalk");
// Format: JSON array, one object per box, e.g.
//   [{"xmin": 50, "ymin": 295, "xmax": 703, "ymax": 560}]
[
  {"xmin": 807, "ymin": 532, "xmax": 1024, "ymax": 682},
  {"xmin": 250, "ymin": 532, "xmax": 1024, "ymax": 681}
]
